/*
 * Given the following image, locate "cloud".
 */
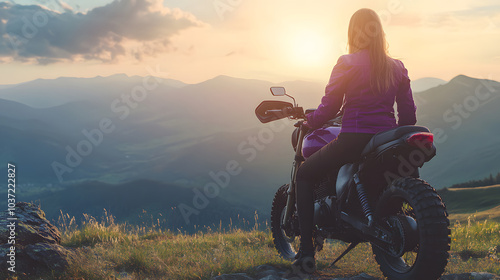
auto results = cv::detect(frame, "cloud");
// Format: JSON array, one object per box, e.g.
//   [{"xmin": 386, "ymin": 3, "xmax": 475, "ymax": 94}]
[
  {"xmin": 54, "ymin": 0, "xmax": 73, "ymax": 12},
  {"xmin": 426, "ymin": 5, "xmax": 500, "ymax": 30},
  {"xmin": 0, "ymin": 0, "xmax": 204, "ymax": 63},
  {"xmin": 456, "ymin": 5, "xmax": 500, "ymax": 17}
]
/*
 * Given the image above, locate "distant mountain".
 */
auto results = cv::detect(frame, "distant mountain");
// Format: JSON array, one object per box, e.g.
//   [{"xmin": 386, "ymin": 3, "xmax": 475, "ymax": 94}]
[
  {"xmin": 411, "ymin": 77, "xmax": 447, "ymax": 93},
  {"xmin": 0, "ymin": 74, "xmax": 188, "ymax": 108},
  {"xmin": 414, "ymin": 75, "xmax": 500, "ymax": 187},
  {"xmin": 1, "ymin": 73, "xmax": 499, "ymax": 227},
  {"xmin": 0, "ymin": 74, "xmax": 321, "ymax": 187},
  {"xmin": 0, "ymin": 74, "xmax": 303, "ymax": 221},
  {"xmin": 0, "ymin": 84, "xmax": 17, "ymax": 90},
  {"xmin": 24, "ymin": 179, "xmax": 259, "ymax": 233}
]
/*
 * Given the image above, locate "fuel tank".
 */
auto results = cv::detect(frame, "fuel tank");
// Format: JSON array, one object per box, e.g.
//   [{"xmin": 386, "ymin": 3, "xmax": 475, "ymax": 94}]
[{"xmin": 302, "ymin": 126, "xmax": 341, "ymax": 159}]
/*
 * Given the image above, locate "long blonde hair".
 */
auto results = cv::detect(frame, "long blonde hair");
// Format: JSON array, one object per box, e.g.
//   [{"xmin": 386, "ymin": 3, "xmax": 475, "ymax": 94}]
[{"xmin": 348, "ymin": 8, "xmax": 395, "ymax": 94}]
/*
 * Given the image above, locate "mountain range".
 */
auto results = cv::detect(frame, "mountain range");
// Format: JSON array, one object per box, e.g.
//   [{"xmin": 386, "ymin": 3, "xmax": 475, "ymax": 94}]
[{"xmin": 0, "ymin": 74, "xmax": 499, "ymax": 229}]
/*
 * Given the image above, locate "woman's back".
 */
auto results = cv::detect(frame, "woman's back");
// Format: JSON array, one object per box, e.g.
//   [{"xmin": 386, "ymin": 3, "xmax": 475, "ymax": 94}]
[
  {"xmin": 306, "ymin": 49, "xmax": 416, "ymax": 134},
  {"xmin": 336, "ymin": 50, "xmax": 416, "ymax": 134}
]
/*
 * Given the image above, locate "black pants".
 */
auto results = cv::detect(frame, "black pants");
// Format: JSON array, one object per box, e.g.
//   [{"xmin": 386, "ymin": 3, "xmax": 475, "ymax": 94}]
[{"xmin": 295, "ymin": 132, "xmax": 374, "ymax": 253}]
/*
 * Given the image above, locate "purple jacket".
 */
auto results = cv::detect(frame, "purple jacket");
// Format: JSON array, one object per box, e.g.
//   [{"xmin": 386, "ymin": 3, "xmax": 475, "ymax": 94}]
[{"xmin": 306, "ymin": 50, "xmax": 417, "ymax": 134}]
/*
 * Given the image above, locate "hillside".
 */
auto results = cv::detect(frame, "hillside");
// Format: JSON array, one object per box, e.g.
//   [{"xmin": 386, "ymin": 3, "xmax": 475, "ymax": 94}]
[
  {"xmin": 448, "ymin": 172, "xmax": 500, "ymax": 189},
  {"xmin": 21, "ymin": 180, "xmax": 261, "ymax": 233},
  {"xmin": 1, "ymin": 74, "xmax": 498, "ymax": 190},
  {"xmin": 6, "ymin": 211, "xmax": 498, "ymax": 280},
  {"xmin": 415, "ymin": 75, "xmax": 500, "ymax": 187},
  {"xmin": 440, "ymin": 184, "xmax": 500, "ymax": 224},
  {"xmin": 1, "ymin": 74, "xmax": 500, "ymax": 229},
  {"xmin": 410, "ymin": 77, "xmax": 447, "ymax": 92}
]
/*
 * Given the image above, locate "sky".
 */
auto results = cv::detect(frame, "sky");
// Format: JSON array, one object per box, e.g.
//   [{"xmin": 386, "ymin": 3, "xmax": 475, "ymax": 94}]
[{"xmin": 0, "ymin": 0, "xmax": 499, "ymax": 85}]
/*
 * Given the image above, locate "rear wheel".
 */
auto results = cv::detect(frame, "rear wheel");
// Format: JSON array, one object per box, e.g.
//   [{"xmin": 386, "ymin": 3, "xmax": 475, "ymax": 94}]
[{"xmin": 372, "ymin": 177, "xmax": 450, "ymax": 280}]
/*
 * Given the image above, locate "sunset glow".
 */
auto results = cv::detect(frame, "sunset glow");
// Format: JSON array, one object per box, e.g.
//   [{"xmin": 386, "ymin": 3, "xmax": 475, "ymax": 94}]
[
  {"xmin": 287, "ymin": 28, "xmax": 332, "ymax": 67},
  {"xmin": 0, "ymin": 0, "xmax": 499, "ymax": 84}
]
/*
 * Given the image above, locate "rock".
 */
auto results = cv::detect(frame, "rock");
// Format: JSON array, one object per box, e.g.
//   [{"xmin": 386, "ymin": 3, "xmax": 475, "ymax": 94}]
[
  {"xmin": 212, "ymin": 273, "xmax": 255, "ymax": 280},
  {"xmin": 210, "ymin": 265, "xmax": 500, "ymax": 280},
  {"xmin": 441, "ymin": 272, "xmax": 500, "ymax": 280},
  {"xmin": 260, "ymin": 276, "xmax": 283, "ymax": 280},
  {"xmin": 117, "ymin": 271, "xmax": 133, "ymax": 279},
  {"xmin": 256, "ymin": 265, "xmax": 280, "ymax": 272},
  {"xmin": 0, "ymin": 202, "xmax": 73, "ymax": 275},
  {"xmin": 254, "ymin": 264, "xmax": 283, "ymax": 279},
  {"xmin": 210, "ymin": 265, "xmax": 384, "ymax": 280},
  {"xmin": 24, "ymin": 243, "xmax": 71, "ymax": 270},
  {"xmin": 471, "ymin": 272, "xmax": 500, "ymax": 280},
  {"xmin": 333, "ymin": 273, "xmax": 379, "ymax": 280},
  {"xmin": 256, "ymin": 270, "xmax": 281, "ymax": 279}
]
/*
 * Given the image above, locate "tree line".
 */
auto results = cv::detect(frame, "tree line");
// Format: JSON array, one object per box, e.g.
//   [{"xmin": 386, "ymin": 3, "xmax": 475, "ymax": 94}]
[{"xmin": 449, "ymin": 172, "xmax": 500, "ymax": 189}]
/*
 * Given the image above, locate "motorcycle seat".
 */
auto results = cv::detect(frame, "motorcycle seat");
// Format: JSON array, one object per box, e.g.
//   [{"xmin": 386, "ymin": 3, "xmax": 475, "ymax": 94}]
[{"xmin": 361, "ymin": 125, "xmax": 430, "ymax": 156}]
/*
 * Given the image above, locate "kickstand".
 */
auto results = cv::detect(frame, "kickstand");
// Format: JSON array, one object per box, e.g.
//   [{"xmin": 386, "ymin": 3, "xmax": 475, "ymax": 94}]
[{"xmin": 329, "ymin": 242, "xmax": 359, "ymax": 268}]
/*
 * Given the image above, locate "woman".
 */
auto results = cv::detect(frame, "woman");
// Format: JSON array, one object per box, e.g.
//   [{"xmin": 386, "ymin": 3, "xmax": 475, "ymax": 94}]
[{"xmin": 292, "ymin": 8, "xmax": 417, "ymax": 273}]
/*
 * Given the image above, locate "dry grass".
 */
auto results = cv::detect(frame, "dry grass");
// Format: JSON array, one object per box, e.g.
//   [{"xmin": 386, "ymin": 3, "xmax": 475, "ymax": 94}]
[
  {"xmin": 449, "ymin": 205, "xmax": 500, "ymax": 224},
  {"xmin": 446, "ymin": 216, "xmax": 500, "ymax": 275},
  {"xmin": 4, "ymin": 211, "xmax": 499, "ymax": 280},
  {"xmin": 57, "ymin": 211, "xmax": 290, "ymax": 280}
]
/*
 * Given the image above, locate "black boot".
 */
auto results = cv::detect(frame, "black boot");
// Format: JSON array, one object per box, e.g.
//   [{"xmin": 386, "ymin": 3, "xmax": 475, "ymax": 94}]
[
  {"xmin": 293, "ymin": 179, "xmax": 317, "ymax": 274},
  {"xmin": 292, "ymin": 247, "xmax": 316, "ymax": 274}
]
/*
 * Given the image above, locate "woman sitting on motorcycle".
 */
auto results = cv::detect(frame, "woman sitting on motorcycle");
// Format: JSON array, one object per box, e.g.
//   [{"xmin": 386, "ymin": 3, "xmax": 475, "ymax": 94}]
[{"xmin": 292, "ymin": 8, "xmax": 417, "ymax": 273}]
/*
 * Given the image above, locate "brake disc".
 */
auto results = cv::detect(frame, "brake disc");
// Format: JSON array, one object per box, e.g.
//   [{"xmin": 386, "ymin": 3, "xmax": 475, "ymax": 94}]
[{"xmin": 385, "ymin": 215, "xmax": 419, "ymax": 257}]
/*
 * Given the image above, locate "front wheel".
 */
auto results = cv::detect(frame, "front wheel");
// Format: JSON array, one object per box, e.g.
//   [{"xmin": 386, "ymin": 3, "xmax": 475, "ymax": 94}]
[
  {"xmin": 271, "ymin": 184, "xmax": 324, "ymax": 260},
  {"xmin": 372, "ymin": 177, "xmax": 450, "ymax": 280},
  {"xmin": 271, "ymin": 184, "xmax": 299, "ymax": 260}
]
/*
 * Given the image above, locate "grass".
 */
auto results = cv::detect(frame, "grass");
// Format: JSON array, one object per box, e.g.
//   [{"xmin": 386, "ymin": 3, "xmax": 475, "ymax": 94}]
[
  {"xmin": 59, "ymin": 219, "xmax": 290, "ymax": 280},
  {"xmin": 449, "ymin": 205, "xmax": 500, "ymax": 224},
  {"xmin": 446, "ymin": 216, "xmax": 500, "ymax": 275},
  {"xmin": 4, "ymin": 210, "xmax": 500, "ymax": 280},
  {"xmin": 439, "ymin": 185, "xmax": 500, "ymax": 214},
  {"xmin": 52, "ymin": 210, "xmax": 291, "ymax": 280},
  {"xmin": 442, "ymin": 184, "xmax": 500, "ymax": 223}
]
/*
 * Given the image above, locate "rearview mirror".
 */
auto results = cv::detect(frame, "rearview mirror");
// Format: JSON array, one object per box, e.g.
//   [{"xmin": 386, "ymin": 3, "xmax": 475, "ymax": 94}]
[{"xmin": 270, "ymin": 87, "xmax": 286, "ymax": 96}]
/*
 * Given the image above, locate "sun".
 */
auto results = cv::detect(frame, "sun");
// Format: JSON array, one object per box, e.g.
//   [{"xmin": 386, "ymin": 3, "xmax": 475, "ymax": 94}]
[{"xmin": 287, "ymin": 29, "xmax": 331, "ymax": 67}]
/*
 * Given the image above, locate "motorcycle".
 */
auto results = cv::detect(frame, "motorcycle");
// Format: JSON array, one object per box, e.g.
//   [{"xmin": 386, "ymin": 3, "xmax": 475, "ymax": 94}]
[{"xmin": 255, "ymin": 87, "xmax": 450, "ymax": 280}]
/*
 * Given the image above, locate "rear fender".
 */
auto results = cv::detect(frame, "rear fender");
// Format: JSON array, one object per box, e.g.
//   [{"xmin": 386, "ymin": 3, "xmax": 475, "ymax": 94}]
[{"xmin": 370, "ymin": 135, "xmax": 436, "ymax": 167}]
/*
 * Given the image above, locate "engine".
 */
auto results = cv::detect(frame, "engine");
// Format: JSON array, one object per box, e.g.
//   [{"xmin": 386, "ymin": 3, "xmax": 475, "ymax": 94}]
[{"xmin": 313, "ymin": 196, "xmax": 337, "ymax": 228}]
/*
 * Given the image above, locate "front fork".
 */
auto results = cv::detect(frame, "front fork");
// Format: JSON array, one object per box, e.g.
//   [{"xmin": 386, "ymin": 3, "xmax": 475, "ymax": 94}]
[{"xmin": 283, "ymin": 122, "xmax": 308, "ymax": 227}]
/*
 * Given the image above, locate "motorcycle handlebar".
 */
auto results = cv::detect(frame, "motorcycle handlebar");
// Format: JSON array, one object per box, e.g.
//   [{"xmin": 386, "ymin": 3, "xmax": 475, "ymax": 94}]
[
  {"xmin": 266, "ymin": 109, "xmax": 284, "ymax": 114},
  {"xmin": 265, "ymin": 106, "xmax": 305, "ymax": 120},
  {"xmin": 291, "ymin": 106, "xmax": 305, "ymax": 119}
]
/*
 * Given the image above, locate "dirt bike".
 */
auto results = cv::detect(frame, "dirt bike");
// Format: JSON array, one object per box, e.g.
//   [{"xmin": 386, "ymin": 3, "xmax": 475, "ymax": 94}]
[{"xmin": 255, "ymin": 87, "xmax": 450, "ymax": 280}]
